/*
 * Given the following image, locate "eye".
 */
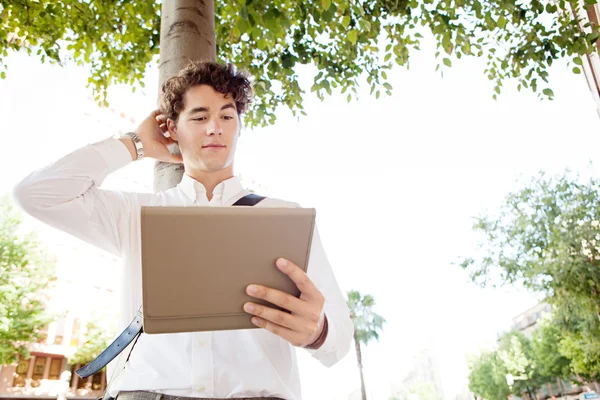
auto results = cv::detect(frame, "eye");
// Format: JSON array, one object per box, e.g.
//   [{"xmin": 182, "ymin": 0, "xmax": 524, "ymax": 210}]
[
  {"xmin": 222, "ymin": 115, "xmax": 234, "ymax": 121},
  {"xmin": 192, "ymin": 117, "xmax": 207, "ymax": 121}
]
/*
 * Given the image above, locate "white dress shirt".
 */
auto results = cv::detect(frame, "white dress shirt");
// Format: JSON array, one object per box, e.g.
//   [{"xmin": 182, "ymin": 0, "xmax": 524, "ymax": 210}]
[{"xmin": 13, "ymin": 138, "xmax": 353, "ymax": 400}]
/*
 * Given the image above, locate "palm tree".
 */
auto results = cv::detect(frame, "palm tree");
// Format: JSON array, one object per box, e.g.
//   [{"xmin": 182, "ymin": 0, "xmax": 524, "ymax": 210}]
[{"xmin": 347, "ymin": 290, "xmax": 386, "ymax": 400}]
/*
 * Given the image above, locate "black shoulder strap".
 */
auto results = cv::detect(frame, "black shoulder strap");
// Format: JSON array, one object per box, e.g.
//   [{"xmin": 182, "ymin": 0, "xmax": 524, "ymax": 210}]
[{"xmin": 232, "ymin": 193, "xmax": 266, "ymax": 206}]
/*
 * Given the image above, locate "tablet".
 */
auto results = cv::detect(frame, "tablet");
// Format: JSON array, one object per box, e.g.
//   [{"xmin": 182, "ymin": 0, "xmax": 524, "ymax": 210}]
[{"xmin": 140, "ymin": 206, "xmax": 316, "ymax": 334}]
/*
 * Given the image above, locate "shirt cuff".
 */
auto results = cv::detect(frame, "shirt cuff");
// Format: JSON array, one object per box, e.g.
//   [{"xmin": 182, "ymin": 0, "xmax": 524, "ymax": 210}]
[
  {"xmin": 304, "ymin": 314, "xmax": 336, "ymax": 358},
  {"xmin": 90, "ymin": 138, "xmax": 133, "ymax": 174}
]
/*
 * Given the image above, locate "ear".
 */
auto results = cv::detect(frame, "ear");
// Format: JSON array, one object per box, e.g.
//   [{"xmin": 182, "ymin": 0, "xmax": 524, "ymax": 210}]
[{"xmin": 167, "ymin": 119, "xmax": 178, "ymax": 141}]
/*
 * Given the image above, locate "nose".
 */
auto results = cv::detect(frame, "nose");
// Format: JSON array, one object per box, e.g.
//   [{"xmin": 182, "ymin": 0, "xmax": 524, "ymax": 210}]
[{"xmin": 205, "ymin": 118, "xmax": 223, "ymax": 136}]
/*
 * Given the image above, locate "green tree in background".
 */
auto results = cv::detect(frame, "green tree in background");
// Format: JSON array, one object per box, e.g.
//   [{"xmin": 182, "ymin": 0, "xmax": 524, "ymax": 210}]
[
  {"xmin": 3, "ymin": 0, "xmax": 600, "ymax": 129},
  {"xmin": 347, "ymin": 290, "xmax": 385, "ymax": 400},
  {"xmin": 554, "ymin": 298, "xmax": 600, "ymax": 383},
  {"xmin": 497, "ymin": 330, "xmax": 542, "ymax": 398},
  {"xmin": 460, "ymin": 171, "xmax": 600, "ymax": 383},
  {"xmin": 531, "ymin": 316, "xmax": 572, "ymax": 385},
  {"xmin": 0, "ymin": 195, "xmax": 56, "ymax": 365},
  {"xmin": 468, "ymin": 351, "xmax": 511, "ymax": 400},
  {"xmin": 68, "ymin": 320, "xmax": 113, "ymax": 366}
]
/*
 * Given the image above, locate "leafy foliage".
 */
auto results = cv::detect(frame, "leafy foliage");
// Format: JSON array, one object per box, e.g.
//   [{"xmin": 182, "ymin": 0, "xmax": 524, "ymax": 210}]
[
  {"xmin": 3, "ymin": 0, "xmax": 599, "ymax": 126},
  {"xmin": 0, "ymin": 195, "xmax": 56, "ymax": 365},
  {"xmin": 468, "ymin": 350, "xmax": 511, "ymax": 400},
  {"xmin": 68, "ymin": 320, "xmax": 113, "ymax": 366},
  {"xmin": 460, "ymin": 171, "xmax": 600, "ymax": 381},
  {"xmin": 531, "ymin": 317, "xmax": 572, "ymax": 382},
  {"xmin": 497, "ymin": 330, "xmax": 543, "ymax": 395},
  {"xmin": 553, "ymin": 299, "xmax": 600, "ymax": 382},
  {"xmin": 347, "ymin": 290, "xmax": 385, "ymax": 345},
  {"xmin": 469, "ymin": 319, "xmax": 598, "ymax": 399}
]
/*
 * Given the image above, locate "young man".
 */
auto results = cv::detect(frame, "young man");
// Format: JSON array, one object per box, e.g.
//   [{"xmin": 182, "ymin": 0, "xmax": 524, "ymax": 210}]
[{"xmin": 13, "ymin": 61, "xmax": 353, "ymax": 400}]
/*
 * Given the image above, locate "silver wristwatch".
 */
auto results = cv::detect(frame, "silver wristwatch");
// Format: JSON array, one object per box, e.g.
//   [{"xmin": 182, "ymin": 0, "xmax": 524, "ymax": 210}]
[{"xmin": 123, "ymin": 131, "xmax": 144, "ymax": 161}]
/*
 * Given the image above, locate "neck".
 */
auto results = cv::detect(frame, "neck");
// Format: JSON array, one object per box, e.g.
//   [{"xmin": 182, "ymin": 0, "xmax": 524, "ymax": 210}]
[{"xmin": 185, "ymin": 166, "xmax": 234, "ymax": 201}]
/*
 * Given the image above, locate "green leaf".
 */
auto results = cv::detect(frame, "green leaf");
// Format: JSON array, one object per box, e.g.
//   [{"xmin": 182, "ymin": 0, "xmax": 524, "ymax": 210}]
[
  {"xmin": 342, "ymin": 15, "xmax": 351, "ymax": 29},
  {"xmin": 498, "ymin": 15, "xmax": 507, "ymax": 29},
  {"xmin": 543, "ymin": 88, "xmax": 554, "ymax": 96},
  {"xmin": 443, "ymin": 58, "xmax": 452, "ymax": 67},
  {"xmin": 236, "ymin": 20, "xmax": 249, "ymax": 36},
  {"xmin": 359, "ymin": 20, "xmax": 371, "ymax": 32},
  {"xmin": 573, "ymin": 67, "xmax": 581, "ymax": 74},
  {"xmin": 348, "ymin": 30, "xmax": 358, "ymax": 45},
  {"xmin": 240, "ymin": 6, "xmax": 250, "ymax": 21}
]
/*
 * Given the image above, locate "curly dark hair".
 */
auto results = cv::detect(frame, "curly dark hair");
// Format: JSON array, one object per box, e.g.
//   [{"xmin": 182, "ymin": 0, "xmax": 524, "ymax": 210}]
[{"xmin": 160, "ymin": 60, "xmax": 253, "ymax": 122}]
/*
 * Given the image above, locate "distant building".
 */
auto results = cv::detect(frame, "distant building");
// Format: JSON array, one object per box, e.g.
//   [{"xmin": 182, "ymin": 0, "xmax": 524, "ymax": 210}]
[{"xmin": 510, "ymin": 302, "xmax": 552, "ymax": 336}]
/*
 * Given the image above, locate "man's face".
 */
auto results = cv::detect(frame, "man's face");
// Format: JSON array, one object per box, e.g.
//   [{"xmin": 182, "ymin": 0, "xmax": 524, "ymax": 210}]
[{"xmin": 168, "ymin": 85, "xmax": 240, "ymax": 173}]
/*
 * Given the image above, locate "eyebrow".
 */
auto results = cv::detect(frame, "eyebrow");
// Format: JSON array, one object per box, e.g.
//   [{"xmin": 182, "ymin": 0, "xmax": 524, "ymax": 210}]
[{"xmin": 188, "ymin": 103, "xmax": 236, "ymax": 114}]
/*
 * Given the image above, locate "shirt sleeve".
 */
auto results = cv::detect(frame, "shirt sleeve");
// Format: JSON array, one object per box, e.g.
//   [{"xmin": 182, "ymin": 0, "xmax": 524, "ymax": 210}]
[
  {"xmin": 12, "ymin": 138, "xmax": 134, "ymax": 256},
  {"xmin": 303, "ymin": 225, "xmax": 354, "ymax": 367}
]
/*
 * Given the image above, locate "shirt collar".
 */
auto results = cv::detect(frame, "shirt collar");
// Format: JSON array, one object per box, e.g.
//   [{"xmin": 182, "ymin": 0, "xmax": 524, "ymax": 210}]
[{"xmin": 178, "ymin": 173, "xmax": 245, "ymax": 204}]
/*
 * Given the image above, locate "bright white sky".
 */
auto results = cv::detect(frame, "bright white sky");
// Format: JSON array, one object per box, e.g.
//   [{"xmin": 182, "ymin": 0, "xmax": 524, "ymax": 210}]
[{"xmin": 2, "ymin": 34, "xmax": 600, "ymax": 400}]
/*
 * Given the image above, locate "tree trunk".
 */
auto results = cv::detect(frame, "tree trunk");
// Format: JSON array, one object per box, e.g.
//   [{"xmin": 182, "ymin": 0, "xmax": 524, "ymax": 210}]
[
  {"xmin": 557, "ymin": 378, "xmax": 564, "ymax": 396},
  {"xmin": 354, "ymin": 330, "xmax": 367, "ymax": 400},
  {"xmin": 154, "ymin": 0, "xmax": 217, "ymax": 192}
]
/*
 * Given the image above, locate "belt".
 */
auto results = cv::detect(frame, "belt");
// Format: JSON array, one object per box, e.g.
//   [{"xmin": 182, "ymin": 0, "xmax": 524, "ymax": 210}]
[{"xmin": 117, "ymin": 391, "xmax": 286, "ymax": 400}]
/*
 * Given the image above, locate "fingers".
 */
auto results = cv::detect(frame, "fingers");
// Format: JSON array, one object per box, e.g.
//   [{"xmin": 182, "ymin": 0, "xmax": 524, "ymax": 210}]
[
  {"xmin": 250, "ymin": 316, "xmax": 308, "ymax": 348},
  {"xmin": 155, "ymin": 113, "xmax": 166, "ymax": 123},
  {"xmin": 275, "ymin": 258, "xmax": 323, "ymax": 303},
  {"xmin": 245, "ymin": 258, "xmax": 326, "ymax": 348},
  {"xmin": 246, "ymin": 285, "xmax": 306, "ymax": 316},
  {"xmin": 243, "ymin": 302, "xmax": 305, "ymax": 332}
]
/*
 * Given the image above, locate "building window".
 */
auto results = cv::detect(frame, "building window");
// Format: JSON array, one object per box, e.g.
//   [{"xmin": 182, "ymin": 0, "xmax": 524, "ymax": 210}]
[
  {"xmin": 76, "ymin": 366, "xmax": 89, "ymax": 390},
  {"xmin": 48, "ymin": 357, "xmax": 63, "ymax": 380},
  {"xmin": 12, "ymin": 358, "xmax": 30, "ymax": 387},
  {"xmin": 70, "ymin": 318, "xmax": 81, "ymax": 347},
  {"xmin": 91, "ymin": 371, "xmax": 103, "ymax": 390},
  {"xmin": 37, "ymin": 325, "xmax": 49, "ymax": 344},
  {"xmin": 54, "ymin": 316, "xmax": 66, "ymax": 345},
  {"xmin": 31, "ymin": 357, "xmax": 47, "ymax": 387}
]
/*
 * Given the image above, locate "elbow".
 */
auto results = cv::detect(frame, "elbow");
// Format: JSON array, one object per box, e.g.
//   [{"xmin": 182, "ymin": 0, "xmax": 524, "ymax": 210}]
[
  {"xmin": 12, "ymin": 178, "xmax": 36, "ymax": 215},
  {"xmin": 12, "ymin": 174, "xmax": 52, "ymax": 217}
]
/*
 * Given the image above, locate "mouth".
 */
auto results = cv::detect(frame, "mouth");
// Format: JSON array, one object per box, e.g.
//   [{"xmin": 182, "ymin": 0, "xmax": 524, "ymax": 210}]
[{"xmin": 202, "ymin": 144, "xmax": 226, "ymax": 149}]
